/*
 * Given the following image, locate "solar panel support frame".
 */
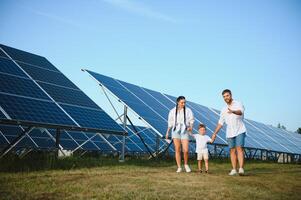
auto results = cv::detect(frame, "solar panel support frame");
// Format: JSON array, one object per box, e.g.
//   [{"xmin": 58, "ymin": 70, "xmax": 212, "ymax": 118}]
[
  {"xmin": 119, "ymin": 105, "xmax": 127, "ymax": 162},
  {"xmin": 0, "ymin": 126, "xmax": 34, "ymax": 158},
  {"xmin": 0, "ymin": 119, "xmax": 127, "ymax": 158}
]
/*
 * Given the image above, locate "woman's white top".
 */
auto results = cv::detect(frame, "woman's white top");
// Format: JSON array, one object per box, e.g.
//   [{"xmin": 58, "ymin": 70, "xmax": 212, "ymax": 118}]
[{"xmin": 168, "ymin": 107, "xmax": 194, "ymax": 132}]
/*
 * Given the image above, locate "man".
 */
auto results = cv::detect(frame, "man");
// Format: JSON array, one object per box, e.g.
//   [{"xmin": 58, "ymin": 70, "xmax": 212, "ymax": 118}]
[{"xmin": 212, "ymin": 89, "xmax": 247, "ymax": 175}]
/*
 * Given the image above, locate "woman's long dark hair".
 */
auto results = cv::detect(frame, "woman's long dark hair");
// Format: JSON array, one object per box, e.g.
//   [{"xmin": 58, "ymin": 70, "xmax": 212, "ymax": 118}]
[{"xmin": 174, "ymin": 96, "xmax": 186, "ymax": 131}]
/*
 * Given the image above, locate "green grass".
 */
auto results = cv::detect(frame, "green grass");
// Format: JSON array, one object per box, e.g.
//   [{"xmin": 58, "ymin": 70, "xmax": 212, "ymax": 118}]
[{"xmin": 0, "ymin": 154, "xmax": 300, "ymax": 200}]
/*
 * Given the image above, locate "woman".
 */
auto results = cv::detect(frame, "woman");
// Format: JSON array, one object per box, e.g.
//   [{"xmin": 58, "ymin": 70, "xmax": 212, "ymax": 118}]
[{"xmin": 166, "ymin": 96, "xmax": 194, "ymax": 173}]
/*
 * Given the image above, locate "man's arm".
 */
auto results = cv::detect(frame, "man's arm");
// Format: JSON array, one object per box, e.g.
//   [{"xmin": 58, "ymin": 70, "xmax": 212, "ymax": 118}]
[
  {"xmin": 228, "ymin": 108, "xmax": 242, "ymax": 116},
  {"xmin": 211, "ymin": 123, "xmax": 223, "ymax": 142}
]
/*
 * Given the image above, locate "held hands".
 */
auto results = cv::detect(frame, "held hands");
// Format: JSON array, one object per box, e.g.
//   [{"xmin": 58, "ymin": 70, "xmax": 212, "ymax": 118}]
[
  {"xmin": 187, "ymin": 127, "xmax": 193, "ymax": 132},
  {"xmin": 211, "ymin": 133, "xmax": 217, "ymax": 143}
]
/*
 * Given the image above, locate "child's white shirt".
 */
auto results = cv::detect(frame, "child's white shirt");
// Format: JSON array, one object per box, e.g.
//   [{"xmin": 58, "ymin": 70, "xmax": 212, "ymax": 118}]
[{"xmin": 193, "ymin": 134, "xmax": 212, "ymax": 153}]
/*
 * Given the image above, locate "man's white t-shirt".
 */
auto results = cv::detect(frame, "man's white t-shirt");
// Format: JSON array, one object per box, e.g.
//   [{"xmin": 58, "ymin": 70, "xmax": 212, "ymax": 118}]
[
  {"xmin": 193, "ymin": 134, "xmax": 212, "ymax": 153},
  {"xmin": 168, "ymin": 107, "xmax": 194, "ymax": 133},
  {"xmin": 218, "ymin": 100, "xmax": 247, "ymax": 138}
]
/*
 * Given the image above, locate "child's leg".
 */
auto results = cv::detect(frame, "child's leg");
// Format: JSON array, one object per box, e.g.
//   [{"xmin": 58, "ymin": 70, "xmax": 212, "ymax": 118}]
[
  {"xmin": 205, "ymin": 159, "xmax": 209, "ymax": 171},
  {"xmin": 198, "ymin": 160, "xmax": 202, "ymax": 171}
]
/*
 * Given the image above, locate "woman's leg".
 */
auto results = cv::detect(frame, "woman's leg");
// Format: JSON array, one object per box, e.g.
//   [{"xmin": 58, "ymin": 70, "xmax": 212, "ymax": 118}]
[
  {"xmin": 173, "ymin": 139, "xmax": 181, "ymax": 168},
  {"xmin": 181, "ymin": 139, "xmax": 189, "ymax": 165}
]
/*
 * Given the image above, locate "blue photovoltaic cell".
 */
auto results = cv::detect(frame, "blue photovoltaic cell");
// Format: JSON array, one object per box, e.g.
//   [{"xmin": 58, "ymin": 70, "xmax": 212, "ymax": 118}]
[
  {"xmin": 245, "ymin": 120, "xmax": 292, "ymax": 153},
  {"xmin": 248, "ymin": 120, "xmax": 300, "ymax": 153},
  {"xmin": 0, "ymin": 111, "xmax": 6, "ymax": 118},
  {"xmin": 0, "ymin": 49, "xmax": 8, "ymax": 58},
  {"xmin": 266, "ymin": 126, "xmax": 301, "ymax": 154},
  {"xmin": 0, "ymin": 73, "xmax": 50, "ymax": 100},
  {"xmin": 0, "ymin": 93, "xmax": 75, "ymax": 126},
  {"xmin": 142, "ymin": 88, "xmax": 175, "ymax": 109},
  {"xmin": 274, "ymin": 127, "xmax": 301, "ymax": 143},
  {"xmin": 0, "ymin": 44, "xmax": 59, "ymax": 72},
  {"xmin": 38, "ymin": 82, "xmax": 99, "ymax": 109},
  {"xmin": 18, "ymin": 62, "xmax": 78, "ymax": 89},
  {"xmin": 0, "ymin": 57, "xmax": 27, "ymax": 78},
  {"xmin": 117, "ymin": 80, "xmax": 170, "ymax": 121},
  {"xmin": 60, "ymin": 104, "xmax": 123, "ymax": 131}
]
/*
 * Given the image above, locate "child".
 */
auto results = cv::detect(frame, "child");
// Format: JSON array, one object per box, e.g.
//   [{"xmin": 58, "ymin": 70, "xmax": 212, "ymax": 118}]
[{"xmin": 190, "ymin": 124, "xmax": 214, "ymax": 173}]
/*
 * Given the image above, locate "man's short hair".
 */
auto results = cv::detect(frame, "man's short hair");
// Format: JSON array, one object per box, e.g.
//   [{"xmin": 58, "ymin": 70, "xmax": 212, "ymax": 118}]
[
  {"xmin": 198, "ymin": 124, "xmax": 206, "ymax": 130},
  {"xmin": 222, "ymin": 89, "xmax": 232, "ymax": 96}
]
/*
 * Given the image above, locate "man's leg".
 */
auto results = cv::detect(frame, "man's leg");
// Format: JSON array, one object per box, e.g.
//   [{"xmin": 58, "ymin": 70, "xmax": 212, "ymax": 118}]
[
  {"xmin": 173, "ymin": 139, "xmax": 181, "ymax": 168},
  {"xmin": 230, "ymin": 148, "xmax": 237, "ymax": 170},
  {"xmin": 236, "ymin": 133, "xmax": 246, "ymax": 170},
  {"xmin": 236, "ymin": 146, "xmax": 244, "ymax": 169}
]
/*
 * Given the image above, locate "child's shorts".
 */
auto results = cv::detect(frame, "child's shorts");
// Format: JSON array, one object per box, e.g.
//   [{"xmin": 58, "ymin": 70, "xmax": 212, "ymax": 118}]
[{"xmin": 197, "ymin": 152, "xmax": 209, "ymax": 160}]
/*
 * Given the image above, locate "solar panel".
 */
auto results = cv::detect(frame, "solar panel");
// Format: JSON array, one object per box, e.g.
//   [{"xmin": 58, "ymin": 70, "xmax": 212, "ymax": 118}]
[
  {"xmin": 0, "ymin": 44, "xmax": 59, "ymax": 72},
  {"xmin": 85, "ymin": 70, "xmax": 301, "ymax": 155},
  {"xmin": 0, "ymin": 44, "xmax": 125, "ymax": 153},
  {"xmin": 0, "ymin": 94, "xmax": 75, "ymax": 125},
  {"xmin": 0, "ymin": 58, "xmax": 27, "ymax": 77}
]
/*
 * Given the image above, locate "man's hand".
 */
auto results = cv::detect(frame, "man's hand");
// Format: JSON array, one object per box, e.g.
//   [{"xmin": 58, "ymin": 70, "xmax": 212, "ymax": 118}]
[
  {"xmin": 165, "ymin": 133, "xmax": 169, "ymax": 139},
  {"xmin": 228, "ymin": 108, "xmax": 243, "ymax": 116},
  {"xmin": 211, "ymin": 133, "xmax": 217, "ymax": 142}
]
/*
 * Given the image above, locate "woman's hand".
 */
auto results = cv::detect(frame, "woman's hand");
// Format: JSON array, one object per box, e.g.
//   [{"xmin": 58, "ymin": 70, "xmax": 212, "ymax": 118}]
[
  {"xmin": 165, "ymin": 128, "xmax": 170, "ymax": 139},
  {"xmin": 187, "ymin": 126, "xmax": 193, "ymax": 132}
]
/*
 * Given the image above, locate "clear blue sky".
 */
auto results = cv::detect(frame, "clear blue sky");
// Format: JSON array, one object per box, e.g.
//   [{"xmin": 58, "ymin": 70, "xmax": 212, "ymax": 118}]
[{"xmin": 0, "ymin": 0, "xmax": 300, "ymax": 131}]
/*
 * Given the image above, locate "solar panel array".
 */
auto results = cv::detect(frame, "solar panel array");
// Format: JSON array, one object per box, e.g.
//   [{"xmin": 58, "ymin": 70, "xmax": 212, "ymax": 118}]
[
  {"xmin": 85, "ymin": 70, "xmax": 301, "ymax": 155},
  {"xmin": 0, "ymin": 44, "xmax": 125, "ymax": 153},
  {"xmin": 1, "ymin": 44, "xmax": 300, "ymax": 157}
]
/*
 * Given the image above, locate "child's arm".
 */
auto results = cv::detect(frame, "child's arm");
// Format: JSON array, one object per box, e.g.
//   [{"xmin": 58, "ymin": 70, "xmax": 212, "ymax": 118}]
[{"xmin": 189, "ymin": 132, "xmax": 195, "ymax": 137}]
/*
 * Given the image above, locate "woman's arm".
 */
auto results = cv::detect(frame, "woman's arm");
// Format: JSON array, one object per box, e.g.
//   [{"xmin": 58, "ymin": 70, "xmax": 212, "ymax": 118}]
[{"xmin": 166, "ymin": 127, "xmax": 171, "ymax": 139}]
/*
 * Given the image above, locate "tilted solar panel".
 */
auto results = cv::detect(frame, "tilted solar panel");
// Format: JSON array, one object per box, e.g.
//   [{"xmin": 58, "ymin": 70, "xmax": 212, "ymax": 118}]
[
  {"xmin": 85, "ymin": 69, "xmax": 301, "ymax": 155},
  {"xmin": 0, "ymin": 44, "xmax": 124, "ymax": 153}
]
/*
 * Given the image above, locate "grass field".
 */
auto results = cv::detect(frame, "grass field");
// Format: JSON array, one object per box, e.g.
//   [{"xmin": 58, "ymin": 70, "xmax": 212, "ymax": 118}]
[{"xmin": 0, "ymin": 154, "xmax": 300, "ymax": 200}]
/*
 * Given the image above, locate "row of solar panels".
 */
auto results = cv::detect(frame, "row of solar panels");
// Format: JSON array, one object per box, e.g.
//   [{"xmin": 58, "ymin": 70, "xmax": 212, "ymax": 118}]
[
  {"xmin": 0, "ymin": 44, "xmax": 300, "ymax": 156},
  {"xmin": 85, "ymin": 70, "xmax": 301, "ymax": 155},
  {"xmin": 0, "ymin": 44, "xmax": 168, "ymax": 154}
]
